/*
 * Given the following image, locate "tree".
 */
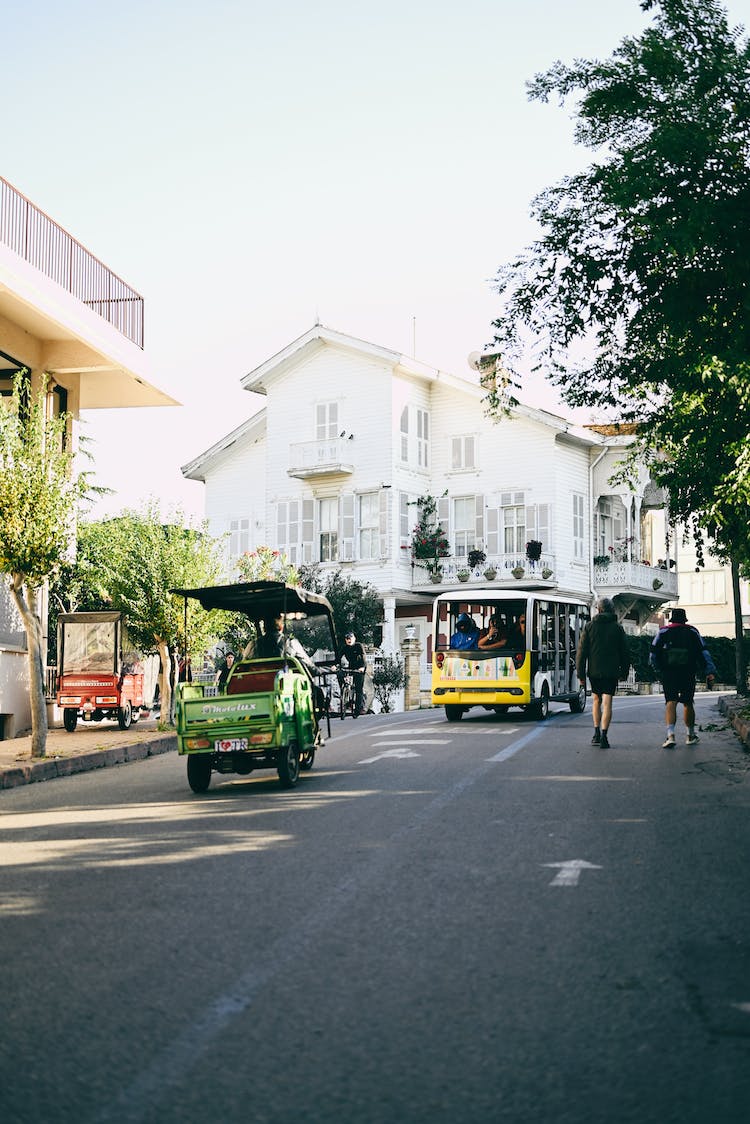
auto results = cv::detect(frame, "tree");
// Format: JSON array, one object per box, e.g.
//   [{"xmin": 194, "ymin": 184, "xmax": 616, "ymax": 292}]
[
  {"xmin": 87, "ymin": 503, "xmax": 226, "ymax": 722},
  {"xmin": 298, "ymin": 565, "xmax": 383, "ymax": 649},
  {"xmin": 490, "ymin": 0, "xmax": 750, "ymax": 684},
  {"xmin": 0, "ymin": 373, "xmax": 87, "ymax": 756}
]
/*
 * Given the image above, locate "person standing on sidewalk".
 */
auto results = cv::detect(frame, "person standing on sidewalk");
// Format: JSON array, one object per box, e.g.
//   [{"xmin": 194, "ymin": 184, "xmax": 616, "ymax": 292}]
[
  {"xmin": 649, "ymin": 607, "xmax": 716, "ymax": 747},
  {"xmin": 576, "ymin": 597, "xmax": 630, "ymax": 749}
]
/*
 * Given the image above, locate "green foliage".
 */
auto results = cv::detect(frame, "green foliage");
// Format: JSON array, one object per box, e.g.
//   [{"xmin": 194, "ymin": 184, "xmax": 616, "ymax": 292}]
[
  {"xmin": 371, "ymin": 655, "xmax": 406, "ymax": 713},
  {"xmin": 74, "ymin": 503, "xmax": 226, "ymax": 655},
  {"xmin": 298, "ymin": 565, "xmax": 383, "ymax": 648},
  {"xmin": 490, "ymin": 0, "xmax": 750, "ymax": 680},
  {"xmin": 0, "ymin": 373, "xmax": 84, "ymax": 585}
]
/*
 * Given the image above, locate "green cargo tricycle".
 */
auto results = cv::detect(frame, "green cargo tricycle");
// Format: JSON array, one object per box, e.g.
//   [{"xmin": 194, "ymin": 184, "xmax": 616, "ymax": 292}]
[{"xmin": 171, "ymin": 581, "xmax": 337, "ymax": 794}]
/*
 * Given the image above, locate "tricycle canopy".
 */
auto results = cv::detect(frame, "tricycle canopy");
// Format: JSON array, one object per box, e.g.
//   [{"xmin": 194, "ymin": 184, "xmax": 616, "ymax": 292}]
[{"xmin": 170, "ymin": 580, "xmax": 338, "ymax": 653}]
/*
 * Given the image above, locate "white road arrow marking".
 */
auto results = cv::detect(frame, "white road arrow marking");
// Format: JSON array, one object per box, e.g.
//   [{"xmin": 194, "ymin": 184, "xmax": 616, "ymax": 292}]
[
  {"xmin": 543, "ymin": 860, "xmax": 602, "ymax": 887},
  {"xmin": 359, "ymin": 748, "xmax": 421, "ymax": 764}
]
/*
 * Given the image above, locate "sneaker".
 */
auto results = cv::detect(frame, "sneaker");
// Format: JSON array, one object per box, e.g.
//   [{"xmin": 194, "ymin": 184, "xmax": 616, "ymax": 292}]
[
  {"xmin": 599, "ymin": 731, "xmax": 610, "ymax": 749},
  {"xmin": 591, "ymin": 730, "xmax": 601, "ymax": 745},
  {"xmin": 686, "ymin": 733, "xmax": 700, "ymax": 746},
  {"xmin": 662, "ymin": 734, "xmax": 676, "ymax": 748}
]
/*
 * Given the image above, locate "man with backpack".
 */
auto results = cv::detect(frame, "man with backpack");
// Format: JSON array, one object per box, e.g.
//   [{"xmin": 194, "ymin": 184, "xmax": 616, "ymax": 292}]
[{"xmin": 650, "ymin": 607, "xmax": 716, "ymax": 747}]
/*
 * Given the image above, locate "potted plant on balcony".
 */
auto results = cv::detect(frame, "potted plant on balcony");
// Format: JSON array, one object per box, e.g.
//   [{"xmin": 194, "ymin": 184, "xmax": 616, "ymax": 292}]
[
  {"xmin": 542, "ymin": 566, "xmax": 553, "ymax": 580},
  {"xmin": 467, "ymin": 548, "xmax": 486, "ymax": 570},
  {"xmin": 593, "ymin": 554, "xmax": 610, "ymax": 568},
  {"xmin": 483, "ymin": 565, "xmax": 497, "ymax": 581},
  {"xmin": 525, "ymin": 539, "xmax": 543, "ymax": 565},
  {"xmin": 512, "ymin": 565, "xmax": 525, "ymax": 579},
  {"xmin": 457, "ymin": 567, "xmax": 470, "ymax": 582}
]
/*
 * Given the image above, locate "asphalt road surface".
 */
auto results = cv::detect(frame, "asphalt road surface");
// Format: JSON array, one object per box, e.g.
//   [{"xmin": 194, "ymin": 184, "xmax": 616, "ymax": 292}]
[{"xmin": 1, "ymin": 692, "xmax": 749, "ymax": 1124}]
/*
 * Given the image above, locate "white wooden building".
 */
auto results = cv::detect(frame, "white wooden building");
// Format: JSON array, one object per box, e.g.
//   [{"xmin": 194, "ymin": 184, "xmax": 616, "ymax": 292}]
[{"xmin": 183, "ymin": 324, "xmax": 678, "ymax": 670}]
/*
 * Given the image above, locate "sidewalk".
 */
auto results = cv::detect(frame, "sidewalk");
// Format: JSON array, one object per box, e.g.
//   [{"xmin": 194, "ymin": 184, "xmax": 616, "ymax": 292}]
[{"xmin": 0, "ymin": 715, "xmax": 177, "ymax": 789}]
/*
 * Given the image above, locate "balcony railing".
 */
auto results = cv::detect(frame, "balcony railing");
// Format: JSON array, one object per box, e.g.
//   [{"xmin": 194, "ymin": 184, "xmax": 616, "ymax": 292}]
[
  {"xmin": 594, "ymin": 560, "xmax": 678, "ymax": 599},
  {"xmin": 288, "ymin": 437, "xmax": 354, "ymax": 478},
  {"xmin": 0, "ymin": 175, "xmax": 144, "ymax": 348},
  {"xmin": 411, "ymin": 552, "xmax": 556, "ymax": 588}
]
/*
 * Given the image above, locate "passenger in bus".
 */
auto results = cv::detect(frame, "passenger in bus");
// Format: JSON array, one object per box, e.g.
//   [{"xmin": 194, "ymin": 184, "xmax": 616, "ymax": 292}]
[
  {"xmin": 449, "ymin": 613, "xmax": 480, "ymax": 650},
  {"xmin": 478, "ymin": 614, "xmax": 508, "ymax": 650},
  {"xmin": 506, "ymin": 613, "xmax": 526, "ymax": 650}
]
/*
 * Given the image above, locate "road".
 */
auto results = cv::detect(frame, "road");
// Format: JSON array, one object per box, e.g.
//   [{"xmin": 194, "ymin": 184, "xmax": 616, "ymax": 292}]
[{"xmin": 1, "ymin": 693, "xmax": 749, "ymax": 1124}]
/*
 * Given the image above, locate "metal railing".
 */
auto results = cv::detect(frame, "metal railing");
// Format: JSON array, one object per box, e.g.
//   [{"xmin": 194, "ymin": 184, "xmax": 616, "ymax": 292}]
[{"xmin": 0, "ymin": 175, "xmax": 144, "ymax": 348}]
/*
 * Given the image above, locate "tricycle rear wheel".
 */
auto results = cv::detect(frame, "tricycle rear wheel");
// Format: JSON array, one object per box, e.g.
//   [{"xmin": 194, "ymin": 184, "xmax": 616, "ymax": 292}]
[
  {"xmin": 278, "ymin": 740, "xmax": 300, "ymax": 788},
  {"xmin": 299, "ymin": 747, "xmax": 315, "ymax": 771},
  {"xmin": 118, "ymin": 700, "xmax": 133, "ymax": 730},
  {"xmin": 187, "ymin": 755, "xmax": 212, "ymax": 793},
  {"xmin": 63, "ymin": 708, "xmax": 77, "ymax": 733}
]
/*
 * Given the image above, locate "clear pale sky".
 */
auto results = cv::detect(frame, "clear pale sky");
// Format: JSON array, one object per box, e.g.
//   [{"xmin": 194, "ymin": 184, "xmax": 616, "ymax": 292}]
[{"xmin": 5, "ymin": 0, "xmax": 749, "ymax": 520}]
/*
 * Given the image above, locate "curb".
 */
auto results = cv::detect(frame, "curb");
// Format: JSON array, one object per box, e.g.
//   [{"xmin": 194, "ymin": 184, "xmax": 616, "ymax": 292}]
[
  {"xmin": 0, "ymin": 735, "xmax": 178, "ymax": 790},
  {"xmin": 717, "ymin": 696, "xmax": 750, "ymax": 752}
]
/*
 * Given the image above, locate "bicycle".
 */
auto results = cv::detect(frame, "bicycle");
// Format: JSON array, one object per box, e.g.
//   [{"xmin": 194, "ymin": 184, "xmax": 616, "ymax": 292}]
[{"xmin": 338, "ymin": 669, "xmax": 357, "ymax": 720}]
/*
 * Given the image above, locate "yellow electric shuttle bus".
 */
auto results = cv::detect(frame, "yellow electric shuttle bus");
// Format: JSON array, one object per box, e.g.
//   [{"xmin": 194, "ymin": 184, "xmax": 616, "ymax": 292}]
[{"xmin": 431, "ymin": 590, "xmax": 591, "ymax": 721}]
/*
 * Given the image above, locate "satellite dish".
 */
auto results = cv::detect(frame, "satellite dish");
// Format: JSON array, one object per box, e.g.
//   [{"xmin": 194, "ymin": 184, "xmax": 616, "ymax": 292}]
[{"xmin": 467, "ymin": 351, "xmax": 482, "ymax": 370}]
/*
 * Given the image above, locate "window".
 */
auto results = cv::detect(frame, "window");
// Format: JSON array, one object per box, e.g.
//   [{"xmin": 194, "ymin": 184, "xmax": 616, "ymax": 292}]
[
  {"xmin": 277, "ymin": 499, "xmax": 314, "ymax": 563},
  {"xmin": 316, "ymin": 401, "xmax": 339, "ymax": 441},
  {"xmin": 319, "ymin": 497, "xmax": 338, "ymax": 562},
  {"xmin": 453, "ymin": 497, "xmax": 476, "ymax": 558},
  {"xmin": 400, "ymin": 406, "xmax": 409, "ymax": 462},
  {"xmin": 503, "ymin": 496, "xmax": 526, "ymax": 554},
  {"xmin": 451, "ymin": 435, "xmax": 476, "ymax": 471},
  {"xmin": 229, "ymin": 518, "xmax": 251, "ymax": 560},
  {"xmin": 572, "ymin": 493, "xmax": 585, "ymax": 560},
  {"xmin": 416, "ymin": 408, "xmax": 429, "ymax": 468},
  {"xmin": 359, "ymin": 492, "xmax": 379, "ymax": 561}
]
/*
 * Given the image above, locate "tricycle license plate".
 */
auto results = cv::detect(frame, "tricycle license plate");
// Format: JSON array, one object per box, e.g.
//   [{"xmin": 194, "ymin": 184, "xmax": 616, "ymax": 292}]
[{"xmin": 215, "ymin": 738, "xmax": 248, "ymax": 752}]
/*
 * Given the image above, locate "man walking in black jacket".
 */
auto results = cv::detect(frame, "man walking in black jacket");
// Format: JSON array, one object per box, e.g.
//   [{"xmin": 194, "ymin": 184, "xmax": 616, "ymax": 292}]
[{"xmin": 576, "ymin": 597, "xmax": 630, "ymax": 749}]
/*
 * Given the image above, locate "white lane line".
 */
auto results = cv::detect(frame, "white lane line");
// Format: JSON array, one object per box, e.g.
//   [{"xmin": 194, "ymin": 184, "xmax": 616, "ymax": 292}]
[
  {"xmin": 488, "ymin": 725, "xmax": 546, "ymax": 762},
  {"xmin": 370, "ymin": 738, "xmax": 450, "ymax": 745},
  {"xmin": 359, "ymin": 748, "xmax": 421, "ymax": 763}
]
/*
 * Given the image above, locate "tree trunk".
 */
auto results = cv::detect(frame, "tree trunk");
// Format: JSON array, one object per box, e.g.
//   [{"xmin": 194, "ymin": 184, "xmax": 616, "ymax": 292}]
[
  {"xmin": 158, "ymin": 638, "xmax": 173, "ymax": 725},
  {"xmin": 10, "ymin": 575, "xmax": 48, "ymax": 757},
  {"xmin": 731, "ymin": 557, "xmax": 748, "ymax": 696}
]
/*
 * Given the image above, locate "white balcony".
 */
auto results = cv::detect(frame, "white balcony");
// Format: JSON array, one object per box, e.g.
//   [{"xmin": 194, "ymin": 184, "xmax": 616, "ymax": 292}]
[{"xmin": 287, "ymin": 438, "xmax": 354, "ymax": 479}]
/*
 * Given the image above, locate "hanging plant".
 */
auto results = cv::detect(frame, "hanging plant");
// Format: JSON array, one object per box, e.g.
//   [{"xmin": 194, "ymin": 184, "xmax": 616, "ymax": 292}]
[
  {"xmin": 525, "ymin": 539, "xmax": 542, "ymax": 562},
  {"xmin": 410, "ymin": 493, "xmax": 451, "ymax": 572}
]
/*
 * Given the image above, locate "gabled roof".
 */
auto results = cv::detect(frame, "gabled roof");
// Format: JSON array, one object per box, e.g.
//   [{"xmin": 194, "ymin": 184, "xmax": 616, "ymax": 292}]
[
  {"xmin": 181, "ymin": 408, "xmax": 266, "ymax": 481},
  {"xmin": 242, "ymin": 322, "xmax": 435, "ymax": 394}
]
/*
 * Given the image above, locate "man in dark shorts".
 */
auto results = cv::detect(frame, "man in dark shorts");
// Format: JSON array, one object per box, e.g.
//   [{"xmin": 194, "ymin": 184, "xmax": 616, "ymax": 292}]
[
  {"xmin": 650, "ymin": 607, "xmax": 716, "ymax": 747},
  {"xmin": 576, "ymin": 597, "xmax": 630, "ymax": 749}
]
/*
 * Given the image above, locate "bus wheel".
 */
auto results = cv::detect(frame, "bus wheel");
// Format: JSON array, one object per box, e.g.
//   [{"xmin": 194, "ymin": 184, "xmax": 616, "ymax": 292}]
[
  {"xmin": 187, "ymin": 755, "xmax": 212, "ymax": 793},
  {"xmin": 493, "ymin": 705, "xmax": 509, "ymax": 716},
  {"xmin": 63, "ymin": 708, "xmax": 78, "ymax": 733},
  {"xmin": 445, "ymin": 705, "xmax": 464, "ymax": 722},
  {"xmin": 530, "ymin": 686, "xmax": 550, "ymax": 721},
  {"xmin": 569, "ymin": 684, "xmax": 587, "ymax": 713}
]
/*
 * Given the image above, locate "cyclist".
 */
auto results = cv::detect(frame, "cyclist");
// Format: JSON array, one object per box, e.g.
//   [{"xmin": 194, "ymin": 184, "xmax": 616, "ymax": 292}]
[{"xmin": 338, "ymin": 631, "xmax": 366, "ymax": 717}]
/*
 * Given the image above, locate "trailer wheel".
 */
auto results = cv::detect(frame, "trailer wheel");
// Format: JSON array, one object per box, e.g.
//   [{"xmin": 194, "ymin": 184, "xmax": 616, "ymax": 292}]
[
  {"xmin": 118, "ymin": 700, "xmax": 133, "ymax": 730},
  {"xmin": 187, "ymin": 755, "xmax": 212, "ymax": 793},
  {"xmin": 278, "ymin": 740, "xmax": 300, "ymax": 788},
  {"xmin": 63, "ymin": 708, "xmax": 78, "ymax": 733}
]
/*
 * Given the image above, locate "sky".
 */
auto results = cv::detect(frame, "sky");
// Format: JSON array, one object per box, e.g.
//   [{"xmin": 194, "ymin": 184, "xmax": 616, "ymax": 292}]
[{"xmin": 5, "ymin": 0, "xmax": 750, "ymax": 521}]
